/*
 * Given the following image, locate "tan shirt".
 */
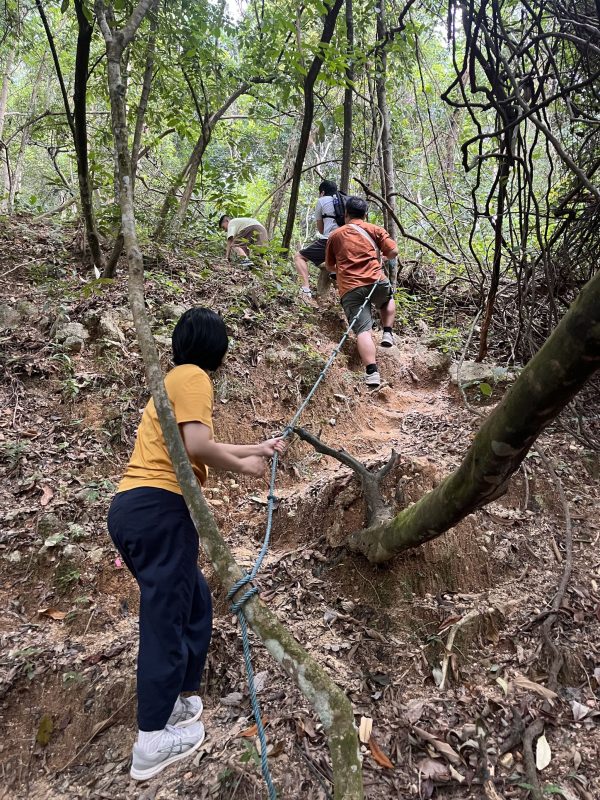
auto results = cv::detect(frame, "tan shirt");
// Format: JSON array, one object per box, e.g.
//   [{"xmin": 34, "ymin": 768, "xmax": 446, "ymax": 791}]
[{"xmin": 227, "ymin": 217, "xmax": 264, "ymax": 239}]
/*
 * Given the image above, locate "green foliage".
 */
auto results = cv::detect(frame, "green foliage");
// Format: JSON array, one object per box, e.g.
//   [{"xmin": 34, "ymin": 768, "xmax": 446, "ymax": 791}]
[
  {"xmin": 393, "ymin": 287, "xmax": 432, "ymax": 329},
  {"xmin": 0, "ymin": 440, "xmax": 29, "ymax": 473},
  {"xmin": 427, "ymin": 326, "xmax": 461, "ymax": 355},
  {"xmin": 62, "ymin": 671, "xmax": 85, "ymax": 687},
  {"xmin": 54, "ymin": 563, "xmax": 81, "ymax": 592},
  {"xmin": 239, "ymin": 739, "xmax": 262, "ymax": 766}
]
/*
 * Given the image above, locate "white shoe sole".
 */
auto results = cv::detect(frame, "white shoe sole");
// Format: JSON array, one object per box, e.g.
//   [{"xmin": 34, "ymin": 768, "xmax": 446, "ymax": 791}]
[
  {"xmin": 380, "ymin": 339, "xmax": 394, "ymax": 348},
  {"xmin": 130, "ymin": 727, "xmax": 206, "ymax": 781}
]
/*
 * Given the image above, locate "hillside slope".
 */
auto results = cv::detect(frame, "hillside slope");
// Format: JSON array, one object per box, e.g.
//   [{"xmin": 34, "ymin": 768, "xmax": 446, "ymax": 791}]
[{"xmin": 1, "ymin": 219, "xmax": 598, "ymax": 800}]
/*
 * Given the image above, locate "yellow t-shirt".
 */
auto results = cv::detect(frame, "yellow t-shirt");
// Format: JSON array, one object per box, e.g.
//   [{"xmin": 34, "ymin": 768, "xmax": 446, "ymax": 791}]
[{"xmin": 118, "ymin": 364, "xmax": 213, "ymax": 495}]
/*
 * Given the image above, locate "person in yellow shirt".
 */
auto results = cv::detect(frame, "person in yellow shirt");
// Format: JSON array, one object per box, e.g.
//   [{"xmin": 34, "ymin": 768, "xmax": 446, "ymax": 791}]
[{"xmin": 107, "ymin": 307, "xmax": 285, "ymax": 781}]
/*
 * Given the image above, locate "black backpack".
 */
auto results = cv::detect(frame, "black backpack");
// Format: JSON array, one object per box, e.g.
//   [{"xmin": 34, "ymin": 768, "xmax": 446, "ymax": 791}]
[{"xmin": 323, "ymin": 192, "xmax": 347, "ymax": 227}]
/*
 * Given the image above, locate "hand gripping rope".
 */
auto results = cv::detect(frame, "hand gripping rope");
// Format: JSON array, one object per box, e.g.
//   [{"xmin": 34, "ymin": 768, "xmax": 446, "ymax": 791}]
[{"xmin": 226, "ymin": 280, "xmax": 380, "ymax": 799}]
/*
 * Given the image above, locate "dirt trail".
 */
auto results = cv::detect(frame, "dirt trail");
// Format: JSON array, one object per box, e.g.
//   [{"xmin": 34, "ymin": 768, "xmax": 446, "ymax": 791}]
[{"xmin": 1, "ymin": 222, "xmax": 599, "ymax": 800}]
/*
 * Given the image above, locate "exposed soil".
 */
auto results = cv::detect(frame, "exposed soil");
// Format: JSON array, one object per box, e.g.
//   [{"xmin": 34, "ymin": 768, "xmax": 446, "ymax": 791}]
[{"xmin": 1, "ymin": 218, "xmax": 599, "ymax": 800}]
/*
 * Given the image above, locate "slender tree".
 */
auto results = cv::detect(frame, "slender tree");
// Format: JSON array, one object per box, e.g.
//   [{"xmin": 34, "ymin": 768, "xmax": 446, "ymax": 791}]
[
  {"xmin": 35, "ymin": 0, "xmax": 106, "ymax": 273},
  {"xmin": 0, "ymin": 50, "xmax": 14, "ymax": 212},
  {"xmin": 95, "ymin": 2, "xmax": 363, "ymax": 796},
  {"xmin": 281, "ymin": 0, "xmax": 344, "ymax": 251},
  {"xmin": 374, "ymin": 0, "xmax": 396, "ymax": 239},
  {"xmin": 339, "ymin": 0, "xmax": 354, "ymax": 194}
]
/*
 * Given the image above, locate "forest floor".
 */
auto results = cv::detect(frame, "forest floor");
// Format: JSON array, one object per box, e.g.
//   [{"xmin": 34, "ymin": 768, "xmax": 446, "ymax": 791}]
[{"xmin": 0, "ymin": 217, "xmax": 599, "ymax": 800}]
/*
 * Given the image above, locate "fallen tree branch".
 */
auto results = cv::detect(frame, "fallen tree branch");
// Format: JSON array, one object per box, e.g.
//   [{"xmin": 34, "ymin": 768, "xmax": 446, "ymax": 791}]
[
  {"xmin": 59, "ymin": 692, "xmax": 136, "ymax": 772},
  {"xmin": 438, "ymin": 608, "xmax": 480, "ymax": 690},
  {"xmin": 477, "ymin": 720, "xmax": 507, "ymax": 800}
]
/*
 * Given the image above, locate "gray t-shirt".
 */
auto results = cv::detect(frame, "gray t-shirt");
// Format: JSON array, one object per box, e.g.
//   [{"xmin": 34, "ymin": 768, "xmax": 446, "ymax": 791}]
[{"xmin": 314, "ymin": 196, "xmax": 339, "ymax": 239}]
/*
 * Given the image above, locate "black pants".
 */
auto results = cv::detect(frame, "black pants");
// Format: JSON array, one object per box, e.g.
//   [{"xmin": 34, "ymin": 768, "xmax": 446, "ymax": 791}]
[{"xmin": 107, "ymin": 487, "xmax": 213, "ymax": 731}]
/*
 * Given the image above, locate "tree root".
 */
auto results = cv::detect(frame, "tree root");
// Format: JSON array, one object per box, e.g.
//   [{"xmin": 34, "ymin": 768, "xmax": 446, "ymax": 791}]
[
  {"xmin": 347, "ymin": 267, "xmax": 600, "ymax": 563},
  {"xmin": 293, "ymin": 426, "xmax": 398, "ymax": 528},
  {"xmin": 533, "ymin": 444, "xmax": 573, "ymax": 691},
  {"xmin": 521, "ymin": 718, "xmax": 545, "ymax": 800}
]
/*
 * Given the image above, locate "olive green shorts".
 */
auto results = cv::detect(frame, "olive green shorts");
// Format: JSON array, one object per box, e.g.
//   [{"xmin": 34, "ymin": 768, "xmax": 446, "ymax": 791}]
[{"xmin": 340, "ymin": 280, "xmax": 393, "ymax": 334}]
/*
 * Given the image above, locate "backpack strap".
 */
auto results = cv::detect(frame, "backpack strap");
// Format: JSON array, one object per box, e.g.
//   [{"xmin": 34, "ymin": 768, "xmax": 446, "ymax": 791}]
[{"xmin": 348, "ymin": 223, "xmax": 381, "ymax": 262}]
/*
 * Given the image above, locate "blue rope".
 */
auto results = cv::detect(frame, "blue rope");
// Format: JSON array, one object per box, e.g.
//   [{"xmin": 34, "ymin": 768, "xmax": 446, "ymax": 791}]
[{"xmin": 227, "ymin": 279, "xmax": 381, "ymax": 798}]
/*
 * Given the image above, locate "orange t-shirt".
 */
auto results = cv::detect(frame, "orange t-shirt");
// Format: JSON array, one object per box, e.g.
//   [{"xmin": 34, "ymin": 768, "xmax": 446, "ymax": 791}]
[
  {"xmin": 325, "ymin": 219, "xmax": 397, "ymax": 298},
  {"xmin": 118, "ymin": 364, "xmax": 213, "ymax": 495}
]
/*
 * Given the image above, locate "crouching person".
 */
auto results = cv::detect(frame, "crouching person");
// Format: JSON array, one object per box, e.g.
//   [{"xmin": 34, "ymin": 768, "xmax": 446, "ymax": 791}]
[
  {"xmin": 107, "ymin": 308, "xmax": 285, "ymax": 781},
  {"xmin": 219, "ymin": 215, "xmax": 269, "ymax": 266},
  {"xmin": 325, "ymin": 196, "xmax": 398, "ymax": 388}
]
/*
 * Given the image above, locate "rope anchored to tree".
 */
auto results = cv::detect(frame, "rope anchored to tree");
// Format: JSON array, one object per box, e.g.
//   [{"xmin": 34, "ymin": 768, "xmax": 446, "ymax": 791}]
[{"xmin": 227, "ymin": 280, "xmax": 380, "ymax": 799}]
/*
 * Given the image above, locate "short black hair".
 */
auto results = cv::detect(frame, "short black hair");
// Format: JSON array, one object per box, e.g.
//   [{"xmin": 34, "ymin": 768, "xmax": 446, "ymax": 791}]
[
  {"xmin": 319, "ymin": 180, "xmax": 337, "ymax": 196},
  {"xmin": 218, "ymin": 214, "xmax": 229, "ymax": 228},
  {"xmin": 345, "ymin": 195, "xmax": 368, "ymax": 219},
  {"xmin": 172, "ymin": 307, "xmax": 229, "ymax": 372}
]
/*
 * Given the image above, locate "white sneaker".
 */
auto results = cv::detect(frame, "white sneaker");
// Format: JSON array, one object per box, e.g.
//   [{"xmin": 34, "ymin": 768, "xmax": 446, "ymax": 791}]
[
  {"xmin": 130, "ymin": 722, "xmax": 205, "ymax": 781},
  {"xmin": 380, "ymin": 331, "xmax": 394, "ymax": 347},
  {"xmin": 365, "ymin": 371, "xmax": 381, "ymax": 387},
  {"xmin": 299, "ymin": 287, "xmax": 318, "ymax": 308},
  {"xmin": 168, "ymin": 695, "xmax": 203, "ymax": 728}
]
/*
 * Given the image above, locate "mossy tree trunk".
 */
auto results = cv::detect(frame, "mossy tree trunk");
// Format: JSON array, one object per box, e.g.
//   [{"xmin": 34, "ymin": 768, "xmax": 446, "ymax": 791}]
[
  {"xmin": 349, "ymin": 267, "xmax": 600, "ymax": 563},
  {"xmin": 96, "ymin": 4, "xmax": 362, "ymax": 797}
]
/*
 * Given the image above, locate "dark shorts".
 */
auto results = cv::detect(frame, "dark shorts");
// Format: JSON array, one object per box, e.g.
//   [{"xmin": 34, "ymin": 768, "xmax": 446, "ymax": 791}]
[
  {"xmin": 232, "ymin": 224, "xmax": 268, "ymax": 255},
  {"xmin": 341, "ymin": 280, "xmax": 393, "ymax": 335},
  {"xmin": 299, "ymin": 238, "xmax": 327, "ymax": 266}
]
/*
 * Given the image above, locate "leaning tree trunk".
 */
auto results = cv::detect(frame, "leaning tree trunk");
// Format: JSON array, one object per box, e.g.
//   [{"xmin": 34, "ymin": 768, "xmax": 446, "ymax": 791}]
[
  {"xmin": 172, "ymin": 122, "xmax": 212, "ymax": 232},
  {"xmin": 266, "ymin": 137, "xmax": 296, "ymax": 236},
  {"xmin": 339, "ymin": 0, "xmax": 354, "ymax": 195},
  {"xmin": 348, "ymin": 266, "xmax": 600, "ymax": 563},
  {"xmin": 156, "ymin": 83, "xmax": 251, "ymax": 240},
  {"xmin": 375, "ymin": 0, "xmax": 396, "ymax": 239},
  {"xmin": 95, "ymin": 4, "xmax": 363, "ymax": 797},
  {"xmin": 281, "ymin": 0, "xmax": 344, "ymax": 251}
]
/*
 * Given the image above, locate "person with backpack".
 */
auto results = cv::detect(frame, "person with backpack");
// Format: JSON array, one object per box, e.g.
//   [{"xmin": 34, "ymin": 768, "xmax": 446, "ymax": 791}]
[
  {"xmin": 107, "ymin": 308, "xmax": 286, "ymax": 781},
  {"xmin": 325, "ymin": 196, "xmax": 398, "ymax": 388},
  {"xmin": 293, "ymin": 180, "xmax": 345, "ymax": 305}
]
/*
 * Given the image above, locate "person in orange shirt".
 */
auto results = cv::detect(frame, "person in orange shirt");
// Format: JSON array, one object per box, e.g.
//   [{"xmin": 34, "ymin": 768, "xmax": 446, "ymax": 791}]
[
  {"xmin": 107, "ymin": 308, "xmax": 285, "ymax": 781},
  {"xmin": 325, "ymin": 196, "xmax": 398, "ymax": 387}
]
